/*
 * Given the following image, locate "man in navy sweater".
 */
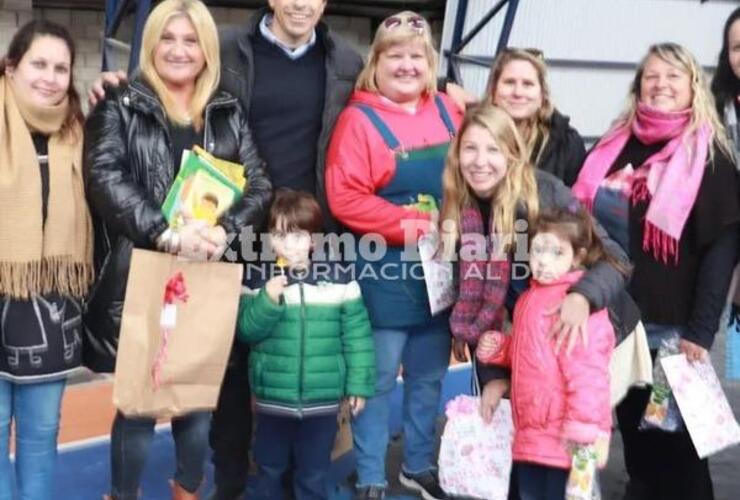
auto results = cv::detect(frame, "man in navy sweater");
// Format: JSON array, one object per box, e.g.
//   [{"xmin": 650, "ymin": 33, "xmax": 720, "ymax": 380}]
[{"xmin": 212, "ymin": 1, "xmax": 363, "ymax": 498}]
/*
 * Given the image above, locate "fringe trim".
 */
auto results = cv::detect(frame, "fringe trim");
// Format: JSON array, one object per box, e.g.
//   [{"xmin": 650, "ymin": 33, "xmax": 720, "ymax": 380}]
[
  {"xmin": 0, "ymin": 257, "xmax": 94, "ymax": 299},
  {"xmin": 631, "ymin": 177, "xmax": 680, "ymax": 265},
  {"xmin": 642, "ymin": 221, "xmax": 679, "ymax": 265},
  {"xmin": 630, "ymin": 177, "xmax": 651, "ymax": 206}
]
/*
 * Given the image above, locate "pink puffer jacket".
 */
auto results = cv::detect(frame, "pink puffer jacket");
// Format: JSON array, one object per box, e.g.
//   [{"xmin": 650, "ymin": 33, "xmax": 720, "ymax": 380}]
[{"xmin": 480, "ymin": 270, "xmax": 615, "ymax": 469}]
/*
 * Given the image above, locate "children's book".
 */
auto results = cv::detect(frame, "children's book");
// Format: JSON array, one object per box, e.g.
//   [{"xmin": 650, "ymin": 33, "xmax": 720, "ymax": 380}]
[{"xmin": 162, "ymin": 148, "xmax": 245, "ymax": 228}]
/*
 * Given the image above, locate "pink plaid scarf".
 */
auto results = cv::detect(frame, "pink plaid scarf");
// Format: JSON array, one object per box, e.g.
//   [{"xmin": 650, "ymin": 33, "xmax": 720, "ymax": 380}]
[{"xmin": 572, "ymin": 103, "xmax": 710, "ymax": 264}]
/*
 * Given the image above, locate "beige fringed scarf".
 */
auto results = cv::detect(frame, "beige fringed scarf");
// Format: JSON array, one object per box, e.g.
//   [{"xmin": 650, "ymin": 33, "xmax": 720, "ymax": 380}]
[{"xmin": 0, "ymin": 76, "xmax": 93, "ymax": 299}]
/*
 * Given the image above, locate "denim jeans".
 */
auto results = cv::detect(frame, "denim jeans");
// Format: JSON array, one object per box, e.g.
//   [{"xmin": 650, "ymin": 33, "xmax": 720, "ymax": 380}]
[
  {"xmin": 110, "ymin": 410, "xmax": 211, "ymax": 499},
  {"xmin": 249, "ymin": 412, "xmax": 337, "ymax": 500},
  {"xmin": 0, "ymin": 378, "xmax": 66, "ymax": 500},
  {"xmin": 352, "ymin": 317, "xmax": 451, "ymax": 488},
  {"xmin": 517, "ymin": 462, "xmax": 568, "ymax": 500}
]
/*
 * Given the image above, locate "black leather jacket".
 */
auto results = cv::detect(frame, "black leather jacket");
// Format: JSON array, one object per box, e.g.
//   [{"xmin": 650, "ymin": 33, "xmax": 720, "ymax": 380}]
[{"xmin": 82, "ymin": 79, "xmax": 272, "ymax": 372}]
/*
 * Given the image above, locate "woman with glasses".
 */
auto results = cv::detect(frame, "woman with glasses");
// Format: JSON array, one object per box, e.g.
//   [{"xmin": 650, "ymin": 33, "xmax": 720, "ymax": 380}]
[
  {"xmin": 486, "ymin": 48, "xmax": 586, "ymax": 187},
  {"xmin": 573, "ymin": 42, "xmax": 739, "ymax": 500},
  {"xmin": 326, "ymin": 11, "xmax": 464, "ymax": 500}
]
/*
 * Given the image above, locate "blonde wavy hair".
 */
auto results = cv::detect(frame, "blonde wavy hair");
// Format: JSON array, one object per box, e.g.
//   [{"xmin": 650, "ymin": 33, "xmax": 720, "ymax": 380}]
[
  {"xmin": 621, "ymin": 42, "xmax": 731, "ymax": 159},
  {"xmin": 440, "ymin": 104, "xmax": 539, "ymax": 257},
  {"xmin": 485, "ymin": 49, "xmax": 554, "ymax": 166},
  {"xmin": 355, "ymin": 11, "xmax": 438, "ymax": 95},
  {"xmin": 139, "ymin": 0, "xmax": 220, "ymax": 130}
]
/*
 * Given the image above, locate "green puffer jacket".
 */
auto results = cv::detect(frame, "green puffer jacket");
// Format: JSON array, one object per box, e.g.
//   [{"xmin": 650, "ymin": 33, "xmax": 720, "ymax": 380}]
[{"xmin": 238, "ymin": 270, "xmax": 375, "ymax": 418}]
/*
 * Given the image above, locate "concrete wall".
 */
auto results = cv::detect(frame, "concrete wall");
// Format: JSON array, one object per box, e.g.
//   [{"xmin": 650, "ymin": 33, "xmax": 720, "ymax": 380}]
[{"xmin": 0, "ymin": 1, "xmax": 33, "ymax": 60}]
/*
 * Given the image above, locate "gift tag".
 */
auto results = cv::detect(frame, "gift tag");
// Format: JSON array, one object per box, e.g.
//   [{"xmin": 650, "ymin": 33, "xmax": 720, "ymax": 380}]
[{"xmin": 160, "ymin": 304, "xmax": 177, "ymax": 329}]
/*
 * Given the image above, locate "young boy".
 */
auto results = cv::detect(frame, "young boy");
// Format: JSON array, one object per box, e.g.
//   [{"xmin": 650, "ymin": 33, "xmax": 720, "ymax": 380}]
[{"xmin": 238, "ymin": 188, "xmax": 375, "ymax": 499}]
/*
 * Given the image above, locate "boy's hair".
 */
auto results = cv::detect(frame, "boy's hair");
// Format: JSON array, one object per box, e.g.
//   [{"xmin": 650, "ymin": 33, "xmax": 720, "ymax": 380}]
[
  {"xmin": 530, "ymin": 206, "xmax": 630, "ymax": 277},
  {"xmin": 269, "ymin": 188, "xmax": 323, "ymax": 233}
]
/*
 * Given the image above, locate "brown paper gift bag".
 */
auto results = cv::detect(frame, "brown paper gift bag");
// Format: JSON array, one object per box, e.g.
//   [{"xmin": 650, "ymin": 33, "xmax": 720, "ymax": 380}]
[
  {"xmin": 331, "ymin": 401, "xmax": 353, "ymax": 460},
  {"xmin": 113, "ymin": 249, "xmax": 242, "ymax": 418}
]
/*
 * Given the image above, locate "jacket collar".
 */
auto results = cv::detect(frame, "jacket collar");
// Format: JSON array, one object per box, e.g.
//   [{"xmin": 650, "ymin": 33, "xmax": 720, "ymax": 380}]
[{"xmin": 122, "ymin": 78, "xmax": 237, "ymax": 117}]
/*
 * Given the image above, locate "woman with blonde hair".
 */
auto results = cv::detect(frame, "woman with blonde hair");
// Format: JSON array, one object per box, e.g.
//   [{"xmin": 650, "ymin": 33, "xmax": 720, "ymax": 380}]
[
  {"xmin": 84, "ymin": 0, "xmax": 271, "ymax": 498},
  {"xmin": 439, "ymin": 102, "xmax": 628, "ymax": 427},
  {"xmin": 573, "ymin": 42, "xmax": 739, "ymax": 500},
  {"xmin": 485, "ymin": 48, "xmax": 586, "ymax": 186},
  {"xmin": 0, "ymin": 20, "xmax": 91, "ymax": 500},
  {"xmin": 326, "ymin": 10, "xmax": 463, "ymax": 500}
]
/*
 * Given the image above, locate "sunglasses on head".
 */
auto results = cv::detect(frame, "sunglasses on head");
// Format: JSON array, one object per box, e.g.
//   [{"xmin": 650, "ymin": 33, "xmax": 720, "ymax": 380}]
[{"xmin": 383, "ymin": 15, "xmax": 427, "ymax": 33}]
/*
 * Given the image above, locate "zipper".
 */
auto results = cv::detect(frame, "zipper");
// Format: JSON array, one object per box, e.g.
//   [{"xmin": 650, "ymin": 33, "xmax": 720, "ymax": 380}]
[
  {"xmin": 298, "ymin": 283, "xmax": 307, "ymax": 417},
  {"xmin": 202, "ymin": 96, "xmax": 237, "ymax": 152},
  {"xmin": 127, "ymin": 84, "xmax": 173, "ymax": 188}
]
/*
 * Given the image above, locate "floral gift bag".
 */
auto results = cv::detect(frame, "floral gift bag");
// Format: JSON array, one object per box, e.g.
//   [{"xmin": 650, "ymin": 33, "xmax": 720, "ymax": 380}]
[{"xmin": 439, "ymin": 395, "xmax": 514, "ymax": 499}]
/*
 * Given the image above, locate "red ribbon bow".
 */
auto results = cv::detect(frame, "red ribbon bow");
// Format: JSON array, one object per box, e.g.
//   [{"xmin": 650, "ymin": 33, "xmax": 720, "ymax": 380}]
[{"xmin": 152, "ymin": 272, "xmax": 189, "ymax": 390}]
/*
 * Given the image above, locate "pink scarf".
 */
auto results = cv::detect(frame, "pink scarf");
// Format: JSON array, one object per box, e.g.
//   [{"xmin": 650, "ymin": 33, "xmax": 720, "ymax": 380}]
[{"xmin": 572, "ymin": 103, "xmax": 710, "ymax": 264}]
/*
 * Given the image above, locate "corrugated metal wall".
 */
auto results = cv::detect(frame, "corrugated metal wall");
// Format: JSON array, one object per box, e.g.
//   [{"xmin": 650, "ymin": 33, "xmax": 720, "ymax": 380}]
[{"xmin": 440, "ymin": 0, "xmax": 739, "ymax": 140}]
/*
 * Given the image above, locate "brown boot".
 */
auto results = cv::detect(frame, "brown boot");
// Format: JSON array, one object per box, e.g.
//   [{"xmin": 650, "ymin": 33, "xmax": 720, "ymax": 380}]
[{"xmin": 170, "ymin": 480, "xmax": 200, "ymax": 500}]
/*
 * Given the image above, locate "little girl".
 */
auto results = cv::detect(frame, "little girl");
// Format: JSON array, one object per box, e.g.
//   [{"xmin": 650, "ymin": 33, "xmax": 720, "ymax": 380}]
[{"xmin": 477, "ymin": 207, "xmax": 623, "ymax": 500}]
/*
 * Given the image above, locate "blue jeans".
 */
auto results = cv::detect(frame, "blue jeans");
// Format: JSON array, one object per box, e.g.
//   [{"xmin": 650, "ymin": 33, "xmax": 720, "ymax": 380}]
[
  {"xmin": 352, "ymin": 318, "xmax": 451, "ymax": 488},
  {"xmin": 0, "ymin": 379, "xmax": 66, "ymax": 500},
  {"xmin": 250, "ymin": 412, "xmax": 337, "ymax": 500},
  {"xmin": 110, "ymin": 410, "xmax": 210, "ymax": 499},
  {"xmin": 517, "ymin": 462, "xmax": 568, "ymax": 500}
]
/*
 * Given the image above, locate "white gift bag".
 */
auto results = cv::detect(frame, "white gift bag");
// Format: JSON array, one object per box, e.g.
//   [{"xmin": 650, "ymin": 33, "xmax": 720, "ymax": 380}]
[
  {"xmin": 418, "ymin": 232, "xmax": 455, "ymax": 315},
  {"xmin": 661, "ymin": 354, "xmax": 740, "ymax": 458},
  {"xmin": 439, "ymin": 395, "xmax": 514, "ymax": 499}
]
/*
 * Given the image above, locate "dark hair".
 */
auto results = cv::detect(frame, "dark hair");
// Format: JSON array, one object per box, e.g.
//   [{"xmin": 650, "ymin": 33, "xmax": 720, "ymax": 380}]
[
  {"xmin": 0, "ymin": 20, "xmax": 84, "ymax": 135},
  {"xmin": 269, "ymin": 188, "xmax": 324, "ymax": 234},
  {"xmin": 530, "ymin": 206, "xmax": 630, "ymax": 276},
  {"xmin": 711, "ymin": 7, "xmax": 740, "ymax": 114}
]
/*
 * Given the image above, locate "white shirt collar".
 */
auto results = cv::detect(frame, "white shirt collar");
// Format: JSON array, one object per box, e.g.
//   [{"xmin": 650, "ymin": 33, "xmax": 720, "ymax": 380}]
[{"xmin": 259, "ymin": 14, "xmax": 317, "ymax": 60}]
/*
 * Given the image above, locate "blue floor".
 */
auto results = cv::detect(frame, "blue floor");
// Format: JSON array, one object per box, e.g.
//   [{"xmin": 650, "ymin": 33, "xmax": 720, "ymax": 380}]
[{"xmin": 55, "ymin": 364, "xmax": 473, "ymax": 499}]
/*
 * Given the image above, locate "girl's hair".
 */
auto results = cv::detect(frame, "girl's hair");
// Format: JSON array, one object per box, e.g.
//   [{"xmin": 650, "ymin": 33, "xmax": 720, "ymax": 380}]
[
  {"xmin": 484, "ymin": 48, "xmax": 554, "ymax": 167},
  {"xmin": 355, "ymin": 11, "xmax": 438, "ymax": 95},
  {"xmin": 0, "ymin": 20, "xmax": 84, "ymax": 138},
  {"xmin": 531, "ymin": 206, "xmax": 630, "ymax": 276},
  {"xmin": 711, "ymin": 7, "xmax": 740, "ymax": 115},
  {"xmin": 269, "ymin": 188, "xmax": 323, "ymax": 234},
  {"xmin": 139, "ymin": 0, "xmax": 220, "ymax": 130},
  {"xmin": 440, "ymin": 104, "xmax": 539, "ymax": 257},
  {"xmin": 621, "ymin": 42, "xmax": 731, "ymax": 159}
]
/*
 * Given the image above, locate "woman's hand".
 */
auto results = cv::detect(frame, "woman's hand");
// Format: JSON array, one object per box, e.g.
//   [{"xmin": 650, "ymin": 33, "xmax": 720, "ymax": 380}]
[
  {"xmin": 480, "ymin": 378, "xmax": 510, "ymax": 424},
  {"xmin": 547, "ymin": 292, "xmax": 590, "ymax": 355},
  {"xmin": 680, "ymin": 338, "xmax": 708, "ymax": 363},
  {"xmin": 452, "ymin": 338, "xmax": 468, "ymax": 362},
  {"xmin": 178, "ymin": 220, "xmax": 219, "ymax": 260},
  {"xmin": 348, "ymin": 396, "xmax": 366, "ymax": 416},
  {"xmin": 202, "ymin": 225, "xmax": 228, "ymax": 255}
]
